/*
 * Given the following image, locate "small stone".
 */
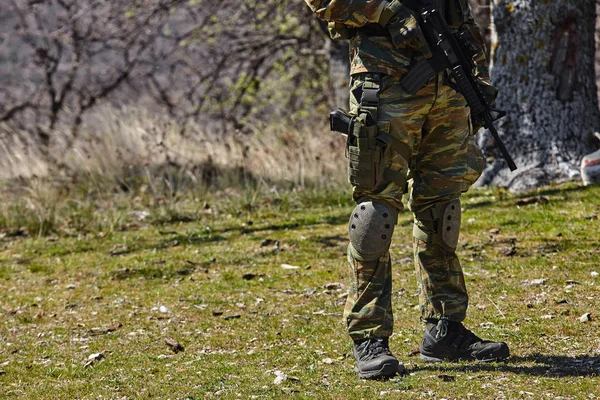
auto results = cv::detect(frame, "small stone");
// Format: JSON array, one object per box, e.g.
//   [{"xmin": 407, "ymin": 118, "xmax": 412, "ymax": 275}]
[
  {"xmin": 281, "ymin": 264, "xmax": 299, "ymax": 270},
  {"xmin": 66, "ymin": 284, "xmax": 76, "ymax": 290},
  {"xmin": 591, "ymin": 271, "xmax": 599, "ymax": 278},
  {"xmin": 322, "ymin": 358, "xmax": 335, "ymax": 365},
  {"xmin": 165, "ymin": 338, "xmax": 184, "ymax": 353},
  {"xmin": 273, "ymin": 370, "xmax": 287, "ymax": 385},
  {"xmin": 541, "ymin": 314, "xmax": 554, "ymax": 320},
  {"xmin": 579, "ymin": 313, "xmax": 592, "ymax": 323},
  {"xmin": 159, "ymin": 305, "xmax": 169, "ymax": 314}
]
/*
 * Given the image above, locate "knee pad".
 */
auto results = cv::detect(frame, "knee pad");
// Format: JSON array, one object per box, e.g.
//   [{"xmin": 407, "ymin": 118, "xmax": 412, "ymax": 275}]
[
  {"xmin": 349, "ymin": 200, "xmax": 398, "ymax": 260},
  {"xmin": 413, "ymin": 199, "xmax": 461, "ymax": 251}
]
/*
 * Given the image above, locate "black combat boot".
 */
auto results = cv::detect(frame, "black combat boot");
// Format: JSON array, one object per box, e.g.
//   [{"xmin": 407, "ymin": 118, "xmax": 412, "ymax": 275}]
[
  {"xmin": 353, "ymin": 337, "xmax": 405, "ymax": 379},
  {"xmin": 420, "ymin": 319, "xmax": 510, "ymax": 362}
]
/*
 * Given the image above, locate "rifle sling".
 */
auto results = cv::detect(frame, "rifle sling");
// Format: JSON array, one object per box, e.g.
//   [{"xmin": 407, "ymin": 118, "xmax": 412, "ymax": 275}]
[{"xmin": 400, "ymin": 52, "xmax": 448, "ymax": 94}]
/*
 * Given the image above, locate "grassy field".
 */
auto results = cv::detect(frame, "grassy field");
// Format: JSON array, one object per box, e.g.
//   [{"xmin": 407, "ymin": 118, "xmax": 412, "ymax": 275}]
[{"xmin": 1, "ymin": 182, "xmax": 599, "ymax": 399}]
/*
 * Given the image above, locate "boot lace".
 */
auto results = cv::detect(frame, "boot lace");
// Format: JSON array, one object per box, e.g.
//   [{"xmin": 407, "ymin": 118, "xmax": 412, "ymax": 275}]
[
  {"xmin": 435, "ymin": 319, "xmax": 482, "ymax": 350},
  {"xmin": 356, "ymin": 338, "xmax": 392, "ymax": 360}
]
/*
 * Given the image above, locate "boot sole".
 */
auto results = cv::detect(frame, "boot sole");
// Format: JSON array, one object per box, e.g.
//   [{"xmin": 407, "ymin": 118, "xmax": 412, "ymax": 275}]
[{"xmin": 355, "ymin": 362, "xmax": 405, "ymax": 379}]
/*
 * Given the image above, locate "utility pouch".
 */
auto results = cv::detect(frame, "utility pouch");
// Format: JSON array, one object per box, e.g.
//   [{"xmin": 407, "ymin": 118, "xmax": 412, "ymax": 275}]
[
  {"xmin": 347, "ymin": 112, "xmax": 385, "ymax": 191},
  {"xmin": 328, "ymin": 21, "xmax": 356, "ymax": 41}
]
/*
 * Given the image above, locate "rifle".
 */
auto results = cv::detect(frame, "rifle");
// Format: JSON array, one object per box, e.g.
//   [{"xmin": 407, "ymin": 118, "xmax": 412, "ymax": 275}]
[{"xmin": 400, "ymin": 0, "xmax": 517, "ymax": 171}]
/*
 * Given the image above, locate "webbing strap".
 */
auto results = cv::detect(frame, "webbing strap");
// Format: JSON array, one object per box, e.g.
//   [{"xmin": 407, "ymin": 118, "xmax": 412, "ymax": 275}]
[{"xmin": 359, "ymin": 75, "xmax": 381, "ymax": 122}]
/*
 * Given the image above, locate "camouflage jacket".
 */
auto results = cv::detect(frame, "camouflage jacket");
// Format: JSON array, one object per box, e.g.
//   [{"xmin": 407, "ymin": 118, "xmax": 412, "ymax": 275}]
[{"xmin": 303, "ymin": 0, "xmax": 490, "ymax": 82}]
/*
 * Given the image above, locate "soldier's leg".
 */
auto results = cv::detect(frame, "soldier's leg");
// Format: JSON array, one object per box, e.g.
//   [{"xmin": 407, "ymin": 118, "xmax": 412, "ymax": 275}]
[
  {"xmin": 411, "ymin": 82, "xmax": 508, "ymax": 362},
  {"xmin": 344, "ymin": 73, "xmax": 434, "ymax": 378},
  {"xmin": 344, "ymin": 73, "xmax": 434, "ymax": 340},
  {"xmin": 410, "ymin": 81, "xmax": 470, "ymax": 323}
]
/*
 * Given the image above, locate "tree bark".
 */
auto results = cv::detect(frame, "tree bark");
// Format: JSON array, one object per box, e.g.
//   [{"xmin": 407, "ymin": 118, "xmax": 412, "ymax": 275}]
[{"xmin": 480, "ymin": 0, "xmax": 600, "ymax": 191}]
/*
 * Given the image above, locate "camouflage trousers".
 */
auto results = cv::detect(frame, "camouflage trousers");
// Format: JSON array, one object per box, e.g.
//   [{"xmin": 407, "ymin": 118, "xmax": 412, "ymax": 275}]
[{"xmin": 344, "ymin": 72, "xmax": 484, "ymax": 340}]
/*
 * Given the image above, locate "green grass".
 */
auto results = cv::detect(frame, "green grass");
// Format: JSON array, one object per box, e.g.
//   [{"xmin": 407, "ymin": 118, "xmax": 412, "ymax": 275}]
[{"xmin": 1, "ymin": 182, "xmax": 599, "ymax": 399}]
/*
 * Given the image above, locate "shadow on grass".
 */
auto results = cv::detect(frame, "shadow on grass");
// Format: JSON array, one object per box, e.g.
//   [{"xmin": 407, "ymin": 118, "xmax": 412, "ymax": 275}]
[
  {"xmin": 218, "ymin": 210, "xmax": 349, "ymax": 237},
  {"xmin": 465, "ymin": 184, "xmax": 592, "ymax": 211},
  {"xmin": 411, "ymin": 354, "xmax": 600, "ymax": 377}
]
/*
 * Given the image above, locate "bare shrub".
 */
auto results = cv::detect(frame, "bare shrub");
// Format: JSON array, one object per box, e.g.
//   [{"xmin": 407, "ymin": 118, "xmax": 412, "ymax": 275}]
[{"xmin": 0, "ymin": 0, "xmax": 332, "ymax": 163}]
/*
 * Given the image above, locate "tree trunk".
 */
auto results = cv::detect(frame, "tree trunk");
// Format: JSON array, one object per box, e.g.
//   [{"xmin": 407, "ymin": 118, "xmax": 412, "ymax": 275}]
[{"xmin": 480, "ymin": 0, "xmax": 600, "ymax": 191}]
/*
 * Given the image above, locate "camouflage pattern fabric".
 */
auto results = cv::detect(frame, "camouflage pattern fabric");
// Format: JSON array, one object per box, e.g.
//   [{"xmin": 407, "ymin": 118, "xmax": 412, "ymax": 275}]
[
  {"xmin": 303, "ymin": 0, "xmax": 491, "ymax": 81},
  {"xmin": 303, "ymin": 0, "xmax": 489, "ymax": 340},
  {"xmin": 343, "ymin": 72, "xmax": 480, "ymax": 340}
]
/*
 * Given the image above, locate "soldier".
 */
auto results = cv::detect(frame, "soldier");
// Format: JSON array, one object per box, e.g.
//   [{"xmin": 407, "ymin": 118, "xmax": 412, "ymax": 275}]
[{"xmin": 303, "ymin": 0, "xmax": 510, "ymax": 379}]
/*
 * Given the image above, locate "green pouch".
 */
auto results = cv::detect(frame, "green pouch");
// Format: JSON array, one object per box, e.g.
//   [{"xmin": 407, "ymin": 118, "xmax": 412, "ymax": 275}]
[{"xmin": 347, "ymin": 113, "xmax": 385, "ymax": 191}]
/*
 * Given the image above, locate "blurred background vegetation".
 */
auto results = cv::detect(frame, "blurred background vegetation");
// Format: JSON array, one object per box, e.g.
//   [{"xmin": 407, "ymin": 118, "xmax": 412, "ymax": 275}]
[{"xmin": 0, "ymin": 0, "xmax": 599, "ymax": 236}]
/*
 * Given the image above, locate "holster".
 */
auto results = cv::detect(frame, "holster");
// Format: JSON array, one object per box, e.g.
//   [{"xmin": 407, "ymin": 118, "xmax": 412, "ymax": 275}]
[{"xmin": 347, "ymin": 76, "xmax": 385, "ymax": 191}]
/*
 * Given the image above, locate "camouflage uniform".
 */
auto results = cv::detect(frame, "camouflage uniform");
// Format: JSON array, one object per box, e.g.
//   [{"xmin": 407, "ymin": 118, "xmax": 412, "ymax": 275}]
[{"xmin": 304, "ymin": 0, "xmax": 489, "ymax": 340}]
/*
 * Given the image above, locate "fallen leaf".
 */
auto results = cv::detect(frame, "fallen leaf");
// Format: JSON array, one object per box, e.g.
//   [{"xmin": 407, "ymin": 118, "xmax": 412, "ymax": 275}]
[
  {"xmin": 408, "ymin": 349, "xmax": 420, "ymax": 357},
  {"xmin": 261, "ymin": 239, "xmax": 276, "ymax": 247},
  {"xmin": 242, "ymin": 273, "xmax": 264, "ymax": 280},
  {"xmin": 281, "ymin": 264, "xmax": 299, "ymax": 270},
  {"xmin": 438, "ymin": 374, "xmax": 455, "ymax": 382},
  {"xmin": 541, "ymin": 314, "xmax": 554, "ymax": 320},
  {"xmin": 165, "ymin": 338, "xmax": 184, "ymax": 353},
  {"xmin": 88, "ymin": 323, "xmax": 123, "ymax": 336},
  {"xmin": 522, "ymin": 278, "xmax": 548, "ymax": 287},
  {"xmin": 84, "ymin": 352, "xmax": 105, "ymax": 367},
  {"xmin": 324, "ymin": 282, "xmax": 344, "ymax": 290},
  {"xmin": 322, "ymin": 358, "xmax": 335, "ymax": 365},
  {"xmin": 489, "ymin": 228, "xmax": 500, "ymax": 235},
  {"xmin": 501, "ymin": 247, "xmax": 517, "ymax": 257}
]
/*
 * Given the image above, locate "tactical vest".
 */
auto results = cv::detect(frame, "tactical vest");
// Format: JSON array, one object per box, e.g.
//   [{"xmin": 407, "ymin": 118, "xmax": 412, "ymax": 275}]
[{"xmin": 328, "ymin": 0, "xmax": 470, "ymax": 41}]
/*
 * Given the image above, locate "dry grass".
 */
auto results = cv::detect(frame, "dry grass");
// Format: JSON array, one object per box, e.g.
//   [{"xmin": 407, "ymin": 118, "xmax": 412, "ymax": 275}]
[
  {"xmin": 0, "ymin": 106, "xmax": 346, "ymax": 188},
  {"xmin": 0, "ymin": 106, "xmax": 347, "ymax": 238}
]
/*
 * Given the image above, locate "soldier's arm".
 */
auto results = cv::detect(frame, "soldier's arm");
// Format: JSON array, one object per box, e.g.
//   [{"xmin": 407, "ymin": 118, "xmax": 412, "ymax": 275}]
[
  {"xmin": 303, "ymin": 0, "xmax": 392, "ymax": 27},
  {"xmin": 459, "ymin": 8, "xmax": 496, "ymax": 100}
]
